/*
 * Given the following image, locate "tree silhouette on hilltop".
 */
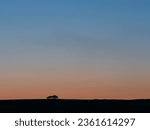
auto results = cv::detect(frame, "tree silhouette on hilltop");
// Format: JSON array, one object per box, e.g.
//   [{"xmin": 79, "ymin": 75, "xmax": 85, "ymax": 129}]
[{"xmin": 47, "ymin": 95, "xmax": 59, "ymax": 99}]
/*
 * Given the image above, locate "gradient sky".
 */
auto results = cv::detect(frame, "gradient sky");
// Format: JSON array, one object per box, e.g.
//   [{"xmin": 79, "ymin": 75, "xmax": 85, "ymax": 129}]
[{"xmin": 0, "ymin": 0, "xmax": 150, "ymax": 99}]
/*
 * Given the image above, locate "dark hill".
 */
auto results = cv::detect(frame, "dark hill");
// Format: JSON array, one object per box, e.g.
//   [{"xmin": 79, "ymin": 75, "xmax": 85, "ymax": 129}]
[{"xmin": 0, "ymin": 99, "xmax": 150, "ymax": 113}]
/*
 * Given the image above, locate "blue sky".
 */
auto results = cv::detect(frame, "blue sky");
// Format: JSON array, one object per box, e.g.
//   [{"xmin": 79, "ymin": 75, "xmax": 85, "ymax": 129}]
[{"xmin": 0, "ymin": 0, "xmax": 149, "ymax": 67}]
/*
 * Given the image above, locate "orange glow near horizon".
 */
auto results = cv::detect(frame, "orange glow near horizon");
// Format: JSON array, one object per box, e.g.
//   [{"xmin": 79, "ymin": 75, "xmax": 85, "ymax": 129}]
[{"xmin": 0, "ymin": 68, "xmax": 150, "ymax": 99}]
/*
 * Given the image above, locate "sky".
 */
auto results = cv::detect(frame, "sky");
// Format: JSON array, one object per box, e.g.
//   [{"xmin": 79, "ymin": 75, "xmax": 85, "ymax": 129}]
[{"xmin": 0, "ymin": 0, "xmax": 150, "ymax": 99}]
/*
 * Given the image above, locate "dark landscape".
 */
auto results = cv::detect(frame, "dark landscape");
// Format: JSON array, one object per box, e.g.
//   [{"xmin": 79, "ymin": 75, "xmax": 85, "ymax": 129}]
[{"xmin": 0, "ymin": 99, "xmax": 150, "ymax": 113}]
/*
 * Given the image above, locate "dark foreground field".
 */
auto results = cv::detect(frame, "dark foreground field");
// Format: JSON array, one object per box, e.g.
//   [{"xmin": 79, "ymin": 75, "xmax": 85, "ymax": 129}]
[{"xmin": 0, "ymin": 99, "xmax": 150, "ymax": 113}]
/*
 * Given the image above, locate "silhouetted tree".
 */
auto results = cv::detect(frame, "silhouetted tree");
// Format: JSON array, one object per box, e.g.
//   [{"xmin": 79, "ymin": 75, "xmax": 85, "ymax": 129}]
[{"xmin": 47, "ymin": 95, "xmax": 59, "ymax": 99}]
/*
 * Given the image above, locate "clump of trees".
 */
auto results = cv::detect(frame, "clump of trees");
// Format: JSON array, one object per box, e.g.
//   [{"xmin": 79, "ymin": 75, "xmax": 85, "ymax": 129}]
[{"xmin": 47, "ymin": 95, "xmax": 59, "ymax": 99}]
